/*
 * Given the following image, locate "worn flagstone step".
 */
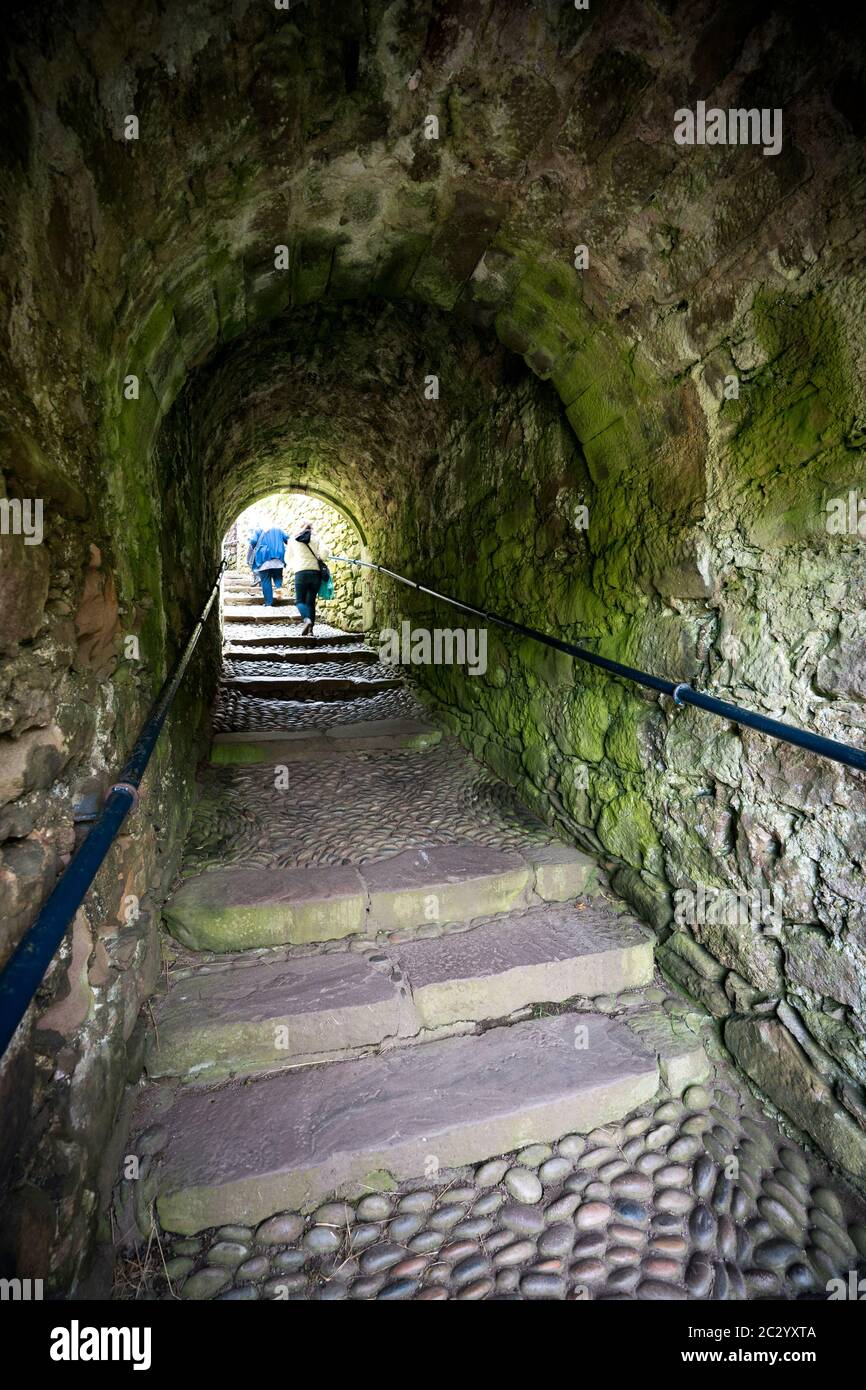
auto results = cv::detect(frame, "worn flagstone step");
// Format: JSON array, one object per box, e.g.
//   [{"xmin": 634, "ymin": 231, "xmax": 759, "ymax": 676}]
[
  {"xmin": 146, "ymin": 901, "xmax": 653, "ymax": 1080},
  {"xmin": 222, "ymin": 674, "xmax": 401, "ymax": 701},
  {"xmin": 220, "ymin": 597, "xmax": 312, "ymax": 610},
  {"xmin": 139, "ymin": 1011, "xmax": 661, "ymax": 1232},
  {"xmin": 221, "ymin": 578, "xmax": 288, "ymax": 590},
  {"xmin": 393, "ymin": 902, "xmax": 652, "ymax": 1028},
  {"xmin": 164, "ymin": 842, "xmax": 599, "ymax": 951},
  {"xmin": 209, "ymin": 717, "xmax": 442, "ymax": 764},
  {"xmin": 223, "ymin": 645, "xmax": 379, "ymax": 666},
  {"xmin": 145, "ymin": 950, "xmax": 416, "ymax": 1081}
]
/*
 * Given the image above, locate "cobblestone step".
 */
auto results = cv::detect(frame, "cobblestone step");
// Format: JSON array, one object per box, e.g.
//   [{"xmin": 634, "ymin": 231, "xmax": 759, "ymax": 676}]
[
  {"xmin": 222, "ymin": 607, "xmax": 305, "ymax": 623},
  {"xmin": 223, "ymin": 594, "xmax": 299, "ymax": 607},
  {"xmin": 222, "ymin": 674, "xmax": 401, "ymax": 700},
  {"xmin": 164, "ymin": 843, "xmax": 599, "ymax": 952},
  {"xmin": 223, "ymin": 631, "xmax": 362, "ymax": 648},
  {"xmin": 209, "ymin": 717, "xmax": 442, "ymax": 764},
  {"xmin": 140, "ymin": 1012, "xmax": 662, "ymax": 1233},
  {"xmin": 223, "ymin": 645, "xmax": 379, "ymax": 665},
  {"xmin": 146, "ymin": 901, "xmax": 653, "ymax": 1081}
]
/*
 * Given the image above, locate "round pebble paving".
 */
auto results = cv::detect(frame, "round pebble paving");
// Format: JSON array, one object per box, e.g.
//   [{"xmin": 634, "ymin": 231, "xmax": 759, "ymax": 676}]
[
  {"xmin": 475, "ymin": 1159, "xmax": 508, "ymax": 1187},
  {"xmin": 504, "ymin": 1168, "xmax": 543, "ymax": 1204},
  {"xmin": 255, "ymin": 1213, "xmax": 304, "ymax": 1245}
]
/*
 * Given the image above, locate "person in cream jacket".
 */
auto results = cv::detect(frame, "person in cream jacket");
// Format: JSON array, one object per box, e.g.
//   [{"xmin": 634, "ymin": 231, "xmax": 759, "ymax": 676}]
[{"xmin": 288, "ymin": 521, "xmax": 327, "ymax": 634}]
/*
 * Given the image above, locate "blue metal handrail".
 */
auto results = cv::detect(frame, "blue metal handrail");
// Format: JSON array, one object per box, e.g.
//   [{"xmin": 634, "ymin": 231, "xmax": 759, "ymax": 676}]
[
  {"xmin": 0, "ymin": 562, "xmax": 226, "ymax": 1059},
  {"xmin": 331, "ymin": 555, "xmax": 866, "ymax": 776},
  {"xmin": 4, "ymin": 550, "xmax": 863, "ymax": 1062}
]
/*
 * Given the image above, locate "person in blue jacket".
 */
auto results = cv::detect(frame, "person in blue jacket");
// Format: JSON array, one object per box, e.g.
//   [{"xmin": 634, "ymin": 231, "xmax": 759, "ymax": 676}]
[
  {"xmin": 250, "ymin": 524, "xmax": 289, "ymax": 606},
  {"xmin": 246, "ymin": 527, "xmax": 262, "ymax": 590}
]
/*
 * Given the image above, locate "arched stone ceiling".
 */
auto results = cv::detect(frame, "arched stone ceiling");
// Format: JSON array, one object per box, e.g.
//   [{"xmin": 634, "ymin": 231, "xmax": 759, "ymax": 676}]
[
  {"xmin": 3, "ymin": 0, "xmax": 865, "ymax": 570},
  {"xmin": 165, "ymin": 298, "xmax": 533, "ymax": 545}
]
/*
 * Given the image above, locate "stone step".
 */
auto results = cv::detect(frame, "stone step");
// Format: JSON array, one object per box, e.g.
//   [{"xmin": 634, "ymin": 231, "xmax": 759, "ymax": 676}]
[
  {"xmin": 138, "ymin": 1012, "xmax": 661, "ymax": 1233},
  {"xmin": 146, "ymin": 951, "xmax": 414, "ymax": 1082},
  {"xmin": 209, "ymin": 717, "xmax": 442, "ymax": 765},
  {"xmin": 223, "ymin": 581, "xmax": 287, "ymax": 592},
  {"xmin": 164, "ymin": 842, "xmax": 599, "ymax": 952},
  {"xmin": 223, "ymin": 631, "xmax": 362, "ymax": 647},
  {"xmin": 222, "ymin": 593, "xmax": 298, "ymax": 606},
  {"xmin": 223, "ymin": 645, "xmax": 379, "ymax": 666},
  {"xmin": 146, "ymin": 901, "xmax": 653, "ymax": 1080},
  {"xmin": 222, "ymin": 607, "xmax": 304, "ymax": 623},
  {"xmin": 221, "ymin": 674, "xmax": 401, "ymax": 701}
]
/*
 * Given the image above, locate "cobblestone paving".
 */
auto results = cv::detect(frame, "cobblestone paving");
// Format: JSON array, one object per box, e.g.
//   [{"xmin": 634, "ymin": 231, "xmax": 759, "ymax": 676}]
[
  {"xmin": 222, "ymin": 657, "xmax": 389, "ymax": 681},
  {"xmin": 224, "ymin": 642, "xmax": 375, "ymax": 659},
  {"xmin": 222, "ymin": 620, "xmax": 354, "ymax": 642},
  {"xmin": 135, "ymin": 609, "xmax": 866, "ymax": 1302},
  {"xmin": 182, "ymin": 741, "xmax": 555, "ymax": 876},
  {"xmin": 212, "ymin": 682, "xmax": 423, "ymax": 734},
  {"xmin": 142, "ymin": 1056, "xmax": 866, "ymax": 1301}
]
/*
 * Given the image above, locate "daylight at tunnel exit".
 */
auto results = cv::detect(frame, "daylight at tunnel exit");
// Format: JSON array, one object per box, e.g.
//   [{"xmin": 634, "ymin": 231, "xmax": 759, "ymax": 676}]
[{"xmin": 0, "ymin": 0, "xmax": 865, "ymax": 1354}]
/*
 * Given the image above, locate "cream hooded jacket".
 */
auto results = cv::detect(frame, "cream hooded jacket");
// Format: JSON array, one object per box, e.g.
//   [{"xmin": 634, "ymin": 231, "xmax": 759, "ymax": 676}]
[{"xmin": 287, "ymin": 536, "xmax": 326, "ymax": 574}]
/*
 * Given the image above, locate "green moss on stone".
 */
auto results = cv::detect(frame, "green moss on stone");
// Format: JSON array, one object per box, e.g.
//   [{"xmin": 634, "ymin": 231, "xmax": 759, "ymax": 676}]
[{"xmin": 596, "ymin": 790, "xmax": 661, "ymax": 872}]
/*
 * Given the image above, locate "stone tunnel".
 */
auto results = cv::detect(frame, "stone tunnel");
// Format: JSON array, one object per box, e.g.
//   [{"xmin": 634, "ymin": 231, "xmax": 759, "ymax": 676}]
[{"xmin": 1, "ymin": 0, "xmax": 866, "ymax": 1312}]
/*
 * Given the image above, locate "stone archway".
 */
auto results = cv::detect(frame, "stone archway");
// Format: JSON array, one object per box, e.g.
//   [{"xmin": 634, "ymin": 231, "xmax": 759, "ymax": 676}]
[{"xmin": 226, "ymin": 486, "xmax": 369, "ymax": 631}]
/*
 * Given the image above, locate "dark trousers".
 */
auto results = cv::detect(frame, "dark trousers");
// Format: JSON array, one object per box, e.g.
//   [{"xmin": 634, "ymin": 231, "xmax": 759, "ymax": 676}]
[
  {"xmin": 295, "ymin": 569, "xmax": 319, "ymax": 623},
  {"xmin": 260, "ymin": 570, "xmax": 283, "ymax": 606}
]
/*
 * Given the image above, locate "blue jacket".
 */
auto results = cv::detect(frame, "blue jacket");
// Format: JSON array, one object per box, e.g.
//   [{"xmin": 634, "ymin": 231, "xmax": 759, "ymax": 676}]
[{"xmin": 252, "ymin": 527, "xmax": 288, "ymax": 570}]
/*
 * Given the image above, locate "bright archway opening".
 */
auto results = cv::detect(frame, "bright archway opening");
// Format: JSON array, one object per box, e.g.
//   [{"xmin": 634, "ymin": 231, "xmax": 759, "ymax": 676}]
[{"xmin": 222, "ymin": 490, "xmax": 367, "ymax": 633}]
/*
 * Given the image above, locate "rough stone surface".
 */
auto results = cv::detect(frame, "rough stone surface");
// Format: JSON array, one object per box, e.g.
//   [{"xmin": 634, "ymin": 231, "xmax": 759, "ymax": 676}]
[
  {"xmin": 146, "ymin": 952, "xmax": 410, "ymax": 1080},
  {"xmin": 362, "ymin": 845, "xmax": 532, "ymax": 933},
  {"xmin": 726, "ymin": 1017, "xmax": 866, "ymax": 1182}
]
